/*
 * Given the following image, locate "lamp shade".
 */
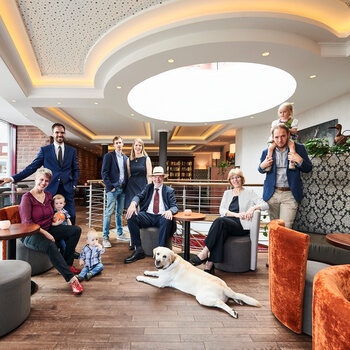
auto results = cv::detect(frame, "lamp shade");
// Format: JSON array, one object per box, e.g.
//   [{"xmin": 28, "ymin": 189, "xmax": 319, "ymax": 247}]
[
  {"xmin": 212, "ymin": 152, "xmax": 221, "ymax": 160},
  {"xmin": 229, "ymin": 144, "xmax": 236, "ymax": 154}
]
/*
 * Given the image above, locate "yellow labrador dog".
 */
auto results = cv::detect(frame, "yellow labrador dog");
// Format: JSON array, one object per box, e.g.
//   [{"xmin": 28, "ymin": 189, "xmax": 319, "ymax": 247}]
[{"xmin": 136, "ymin": 247, "xmax": 261, "ymax": 318}]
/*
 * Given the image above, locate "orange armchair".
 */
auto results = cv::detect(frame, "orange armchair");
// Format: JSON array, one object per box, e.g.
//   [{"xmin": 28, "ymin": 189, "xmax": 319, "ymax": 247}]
[
  {"xmin": 268, "ymin": 220, "xmax": 330, "ymax": 335},
  {"xmin": 313, "ymin": 264, "xmax": 350, "ymax": 350}
]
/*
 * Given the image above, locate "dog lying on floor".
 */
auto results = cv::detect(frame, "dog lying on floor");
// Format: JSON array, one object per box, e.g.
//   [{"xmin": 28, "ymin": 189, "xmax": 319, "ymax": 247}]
[{"xmin": 136, "ymin": 247, "xmax": 261, "ymax": 318}]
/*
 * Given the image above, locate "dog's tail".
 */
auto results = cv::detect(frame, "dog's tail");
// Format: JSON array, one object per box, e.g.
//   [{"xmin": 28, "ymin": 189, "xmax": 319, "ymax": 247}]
[{"xmin": 225, "ymin": 288, "xmax": 262, "ymax": 307}]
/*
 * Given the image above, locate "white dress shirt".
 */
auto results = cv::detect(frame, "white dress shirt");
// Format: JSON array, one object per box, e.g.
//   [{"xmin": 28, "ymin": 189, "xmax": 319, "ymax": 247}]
[
  {"xmin": 54, "ymin": 142, "xmax": 65, "ymax": 162},
  {"xmin": 147, "ymin": 185, "xmax": 165, "ymax": 215}
]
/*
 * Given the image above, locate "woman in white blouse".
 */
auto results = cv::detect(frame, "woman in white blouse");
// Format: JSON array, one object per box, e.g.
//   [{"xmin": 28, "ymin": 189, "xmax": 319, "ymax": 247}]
[{"xmin": 190, "ymin": 168, "xmax": 268, "ymax": 274}]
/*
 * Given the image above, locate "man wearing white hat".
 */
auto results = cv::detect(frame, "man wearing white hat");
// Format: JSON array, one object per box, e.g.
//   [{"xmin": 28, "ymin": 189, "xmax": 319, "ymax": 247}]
[{"xmin": 124, "ymin": 166, "xmax": 178, "ymax": 263}]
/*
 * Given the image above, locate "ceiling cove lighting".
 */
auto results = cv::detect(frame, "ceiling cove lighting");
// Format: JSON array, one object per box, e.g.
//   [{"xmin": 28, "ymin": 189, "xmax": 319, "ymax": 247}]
[{"xmin": 128, "ymin": 62, "xmax": 296, "ymax": 123}]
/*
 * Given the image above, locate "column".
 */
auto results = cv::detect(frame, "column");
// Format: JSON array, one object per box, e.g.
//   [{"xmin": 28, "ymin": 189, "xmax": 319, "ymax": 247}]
[{"xmin": 159, "ymin": 131, "xmax": 168, "ymax": 170}]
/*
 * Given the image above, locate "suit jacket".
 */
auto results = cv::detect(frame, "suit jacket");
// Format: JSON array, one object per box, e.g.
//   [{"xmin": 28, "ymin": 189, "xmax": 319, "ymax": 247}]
[
  {"xmin": 132, "ymin": 183, "xmax": 179, "ymax": 214},
  {"xmin": 258, "ymin": 143, "xmax": 312, "ymax": 202},
  {"xmin": 101, "ymin": 151, "xmax": 128, "ymax": 193},
  {"xmin": 13, "ymin": 143, "xmax": 79, "ymax": 195},
  {"xmin": 132, "ymin": 183, "xmax": 179, "ymax": 236}
]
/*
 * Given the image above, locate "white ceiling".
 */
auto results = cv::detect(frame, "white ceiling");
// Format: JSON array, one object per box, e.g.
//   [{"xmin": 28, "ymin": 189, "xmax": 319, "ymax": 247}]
[{"xmin": 0, "ymin": 0, "xmax": 349, "ymax": 153}]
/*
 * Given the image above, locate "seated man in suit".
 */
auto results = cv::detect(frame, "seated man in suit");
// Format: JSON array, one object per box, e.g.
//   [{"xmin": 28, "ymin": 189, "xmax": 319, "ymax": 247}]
[{"xmin": 124, "ymin": 166, "xmax": 178, "ymax": 264}]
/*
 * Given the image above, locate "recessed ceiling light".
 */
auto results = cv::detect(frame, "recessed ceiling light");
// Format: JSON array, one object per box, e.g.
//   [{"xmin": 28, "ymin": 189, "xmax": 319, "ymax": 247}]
[
  {"xmin": 116, "ymin": 86, "xmax": 122, "ymax": 89},
  {"xmin": 309, "ymin": 75, "xmax": 317, "ymax": 79},
  {"xmin": 57, "ymin": 102, "xmax": 61, "ymax": 105},
  {"xmin": 130, "ymin": 113, "xmax": 134, "ymax": 116},
  {"xmin": 250, "ymin": 116, "xmax": 255, "ymax": 119},
  {"xmin": 11, "ymin": 99, "xmax": 16, "ymax": 103},
  {"xmin": 262, "ymin": 52, "xmax": 270, "ymax": 57},
  {"xmin": 168, "ymin": 58, "xmax": 175, "ymax": 63},
  {"xmin": 94, "ymin": 102, "xmax": 99, "ymax": 105}
]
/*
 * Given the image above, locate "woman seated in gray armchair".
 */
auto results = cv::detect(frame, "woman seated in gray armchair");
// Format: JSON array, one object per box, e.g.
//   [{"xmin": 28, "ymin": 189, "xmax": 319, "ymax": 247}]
[{"xmin": 190, "ymin": 168, "xmax": 268, "ymax": 275}]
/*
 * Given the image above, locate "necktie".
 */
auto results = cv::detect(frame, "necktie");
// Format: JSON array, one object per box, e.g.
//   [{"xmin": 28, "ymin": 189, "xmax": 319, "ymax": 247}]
[
  {"xmin": 153, "ymin": 189, "xmax": 159, "ymax": 214},
  {"xmin": 58, "ymin": 146, "xmax": 62, "ymax": 166}
]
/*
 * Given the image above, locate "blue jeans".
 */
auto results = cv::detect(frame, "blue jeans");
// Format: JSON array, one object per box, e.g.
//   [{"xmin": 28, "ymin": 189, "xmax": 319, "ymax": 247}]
[
  {"xmin": 103, "ymin": 188, "xmax": 125, "ymax": 239},
  {"xmin": 78, "ymin": 262, "xmax": 104, "ymax": 279}
]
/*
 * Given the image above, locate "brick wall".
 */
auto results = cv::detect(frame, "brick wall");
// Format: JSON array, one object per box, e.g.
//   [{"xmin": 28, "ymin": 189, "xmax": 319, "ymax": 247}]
[
  {"xmin": 16, "ymin": 125, "xmax": 101, "ymax": 183},
  {"xmin": 16, "ymin": 125, "xmax": 51, "ymax": 178}
]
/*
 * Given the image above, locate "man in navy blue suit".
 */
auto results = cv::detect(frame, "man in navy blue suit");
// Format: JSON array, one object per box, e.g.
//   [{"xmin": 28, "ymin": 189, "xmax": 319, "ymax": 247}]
[
  {"xmin": 258, "ymin": 124, "xmax": 312, "ymax": 228},
  {"xmin": 0, "ymin": 123, "xmax": 79, "ymax": 224},
  {"xmin": 101, "ymin": 136, "xmax": 129, "ymax": 248},
  {"xmin": 124, "ymin": 166, "xmax": 178, "ymax": 264}
]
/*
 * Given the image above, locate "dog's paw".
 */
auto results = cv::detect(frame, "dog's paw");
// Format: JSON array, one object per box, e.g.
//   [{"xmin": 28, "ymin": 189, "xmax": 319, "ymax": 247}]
[
  {"xmin": 136, "ymin": 275, "xmax": 145, "ymax": 282},
  {"xmin": 231, "ymin": 310, "xmax": 238, "ymax": 319},
  {"xmin": 144, "ymin": 270, "xmax": 153, "ymax": 276},
  {"xmin": 233, "ymin": 298, "xmax": 244, "ymax": 306}
]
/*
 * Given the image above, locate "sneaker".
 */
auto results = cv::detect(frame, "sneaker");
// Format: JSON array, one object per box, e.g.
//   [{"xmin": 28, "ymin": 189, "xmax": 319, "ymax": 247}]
[
  {"xmin": 117, "ymin": 234, "xmax": 130, "ymax": 242},
  {"xmin": 69, "ymin": 266, "xmax": 81, "ymax": 274},
  {"xmin": 75, "ymin": 274, "xmax": 84, "ymax": 282},
  {"xmin": 71, "ymin": 279, "xmax": 84, "ymax": 295},
  {"xmin": 86, "ymin": 272, "xmax": 93, "ymax": 281},
  {"xmin": 102, "ymin": 239, "xmax": 112, "ymax": 248}
]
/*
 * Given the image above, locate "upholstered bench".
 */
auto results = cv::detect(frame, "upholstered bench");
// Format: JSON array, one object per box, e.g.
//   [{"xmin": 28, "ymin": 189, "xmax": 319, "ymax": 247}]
[
  {"xmin": 140, "ymin": 227, "xmax": 172, "ymax": 256},
  {"xmin": 16, "ymin": 239, "xmax": 53, "ymax": 276},
  {"xmin": 0, "ymin": 260, "xmax": 31, "ymax": 337},
  {"xmin": 214, "ymin": 235, "xmax": 251, "ymax": 272}
]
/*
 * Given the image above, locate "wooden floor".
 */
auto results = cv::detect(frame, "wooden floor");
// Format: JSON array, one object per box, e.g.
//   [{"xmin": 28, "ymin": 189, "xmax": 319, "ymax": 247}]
[{"xmin": 1, "ymin": 206, "xmax": 312, "ymax": 350}]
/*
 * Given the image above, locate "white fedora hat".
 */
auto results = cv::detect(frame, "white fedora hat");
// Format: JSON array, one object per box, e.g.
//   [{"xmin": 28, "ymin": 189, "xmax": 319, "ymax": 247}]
[{"xmin": 149, "ymin": 166, "xmax": 168, "ymax": 178}]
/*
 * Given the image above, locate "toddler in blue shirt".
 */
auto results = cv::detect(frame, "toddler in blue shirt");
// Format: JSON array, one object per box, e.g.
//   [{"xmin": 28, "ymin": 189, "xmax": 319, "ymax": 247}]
[{"xmin": 77, "ymin": 229, "xmax": 105, "ymax": 281}]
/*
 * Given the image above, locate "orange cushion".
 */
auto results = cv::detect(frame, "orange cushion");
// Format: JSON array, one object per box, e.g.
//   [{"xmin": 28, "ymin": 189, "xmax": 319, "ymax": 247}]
[
  {"xmin": 313, "ymin": 265, "xmax": 350, "ymax": 350},
  {"xmin": 0, "ymin": 205, "xmax": 21, "ymax": 224},
  {"xmin": 268, "ymin": 220, "xmax": 310, "ymax": 333}
]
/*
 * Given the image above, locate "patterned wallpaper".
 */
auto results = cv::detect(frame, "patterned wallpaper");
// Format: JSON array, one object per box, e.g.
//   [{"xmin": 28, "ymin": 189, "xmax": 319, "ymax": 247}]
[{"xmin": 293, "ymin": 153, "xmax": 350, "ymax": 234}]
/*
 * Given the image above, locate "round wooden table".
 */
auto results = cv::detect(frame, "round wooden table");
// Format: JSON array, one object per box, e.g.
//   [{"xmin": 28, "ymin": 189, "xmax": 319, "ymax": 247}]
[
  {"xmin": 326, "ymin": 233, "xmax": 350, "ymax": 250},
  {"xmin": 0, "ymin": 223, "xmax": 40, "ymax": 294},
  {"xmin": 0, "ymin": 223, "xmax": 40, "ymax": 259},
  {"xmin": 174, "ymin": 212, "xmax": 206, "ymax": 261}
]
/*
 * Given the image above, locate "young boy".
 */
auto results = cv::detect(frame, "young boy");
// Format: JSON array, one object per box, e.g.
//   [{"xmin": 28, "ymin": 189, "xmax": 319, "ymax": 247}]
[
  {"xmin": 52, "ymin": 194, "xmax": 72, "ymax": 226},
  {"xmin": 77, "ymin": 229, "xmax": 105, "ymax": 281}
]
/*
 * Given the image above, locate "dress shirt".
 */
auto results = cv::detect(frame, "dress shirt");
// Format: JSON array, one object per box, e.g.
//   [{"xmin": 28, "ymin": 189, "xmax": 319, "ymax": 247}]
[
  {"xmin": 54, "ymin": 142, "xmax": 65, "ymax": 162},
  {"xmin": 115, "ymin": 150, "xmax": 125, "ymax": 184},
  {"xmin": 147, "ymin": 184, "xmax": 165, "ymax": 214},
  {"xmin": 275, "ymin": 148, "xmax": 289, "ymax": 187},
  {"xmin": 79, "ymin": 244, "xmax": 105, "ymax": 269}
]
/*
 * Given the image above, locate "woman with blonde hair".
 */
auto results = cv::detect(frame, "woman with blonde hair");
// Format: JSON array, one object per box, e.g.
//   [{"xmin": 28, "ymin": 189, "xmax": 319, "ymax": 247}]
[
  {"xmin": 125, "ymin": 139, "xmax": 152, "ymax": 248},
  {"xmin": 19, "ymin": 168, "xmax": 83, "ymax": 294},
  {"xmin": 190, "ymin": 168, "xmax": 268, "ymax": 275}
]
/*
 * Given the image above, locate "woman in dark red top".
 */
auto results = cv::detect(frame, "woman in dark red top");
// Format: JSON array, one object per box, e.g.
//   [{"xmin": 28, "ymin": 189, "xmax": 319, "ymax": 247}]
[{"xmin": 19, "ymin": 168, "xmax": 83, "ymax": 294}]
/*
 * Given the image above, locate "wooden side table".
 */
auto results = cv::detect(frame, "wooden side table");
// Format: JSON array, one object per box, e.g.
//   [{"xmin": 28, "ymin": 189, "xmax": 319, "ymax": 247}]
[
  {"xmin": 174, "ymin": 212, "xmax": 206, "ymax": 261},
  {"xmin": 326, "ymin": 233, "xmax": 350, "ymax": 250}
]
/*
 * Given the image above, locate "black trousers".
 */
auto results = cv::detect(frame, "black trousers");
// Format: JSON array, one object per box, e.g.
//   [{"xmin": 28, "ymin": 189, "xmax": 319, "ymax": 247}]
[
  {"xmin": 204, "ymin": 216, "xmax": 249, "ymax": 263},
  {"xmin": 22, "ymin": 224, "xmax": 81, "ymax": 282}
]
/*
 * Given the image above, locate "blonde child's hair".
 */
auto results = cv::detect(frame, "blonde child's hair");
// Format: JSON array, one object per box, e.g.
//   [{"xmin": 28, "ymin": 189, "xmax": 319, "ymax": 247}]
[
  {"xmin": 227, "ymin": 168, "xmax": 245, "ymax": 185},
  {"xmin": 130, "ymin": 138, "xmax": 148, "ymax": 160},
  {"xmin": 278, "ymin": 102, "xmax": 293, "ymax": 116},
  {"xmin": 87, "ymin": 229, "xmax": 98, "ymax": 241},
  {"xmin": 53, "ymin": 194, "xmax": 65, "ymax": 202}
]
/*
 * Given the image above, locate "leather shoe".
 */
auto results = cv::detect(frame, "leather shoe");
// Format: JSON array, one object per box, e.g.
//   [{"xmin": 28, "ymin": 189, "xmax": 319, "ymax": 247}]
[
  {"xmin": 69, "ymin": 266, "xmax": 82, "ymax": 274},
  {"xmin": 204, "ymin": 265, "xmax": 215, "ymax": 275},
  {"xmin": 190, "ymin": 255, "xmax": 208, "ymax": 266},
  {"xmin": 124, "ymin": 250, "xmax": 145, "ymax": 264}
]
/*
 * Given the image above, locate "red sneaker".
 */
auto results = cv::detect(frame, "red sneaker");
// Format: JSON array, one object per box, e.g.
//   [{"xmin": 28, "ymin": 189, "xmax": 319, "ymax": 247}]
[
  {"xmin": 71, "ymin": 279, "xmax": 84, "ymax": 295},
  {"xmin": 69, "ymin": 266, "xmax": 81, "ymax": 274}
]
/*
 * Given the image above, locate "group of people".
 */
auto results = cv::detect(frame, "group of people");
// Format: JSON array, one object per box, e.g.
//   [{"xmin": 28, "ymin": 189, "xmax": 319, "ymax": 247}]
[{"xmin": 0, "ymin": 101, "xmax": 312, "ymax": 294}]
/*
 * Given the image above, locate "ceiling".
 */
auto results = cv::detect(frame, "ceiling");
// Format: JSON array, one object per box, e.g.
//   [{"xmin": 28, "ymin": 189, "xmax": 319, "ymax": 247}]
[{"xmin": 0, "ymin": 0, "xmax": 349, "ymax": 154}]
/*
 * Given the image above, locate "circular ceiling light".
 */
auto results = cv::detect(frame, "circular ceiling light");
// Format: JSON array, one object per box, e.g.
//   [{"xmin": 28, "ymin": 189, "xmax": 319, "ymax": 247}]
[{"xmin": 128, "ymin": 62, "xmax": 296, "ymax": 123}]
